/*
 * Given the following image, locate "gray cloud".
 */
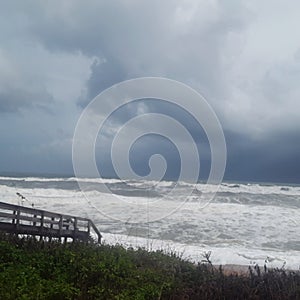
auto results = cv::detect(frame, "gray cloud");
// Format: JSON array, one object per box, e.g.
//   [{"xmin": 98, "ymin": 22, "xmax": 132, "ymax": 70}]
[
  {"xmin": 19, "ymin": 1, "xmax": 300, "ymax": 134},
  {"xmin": 0, "ymin": 87, "xmax": 53, "ymax": 113},
  {"xmin": 225, "ymin": 129, "xmax": 300, "ymax": 183},
  {"xmin": 78, "ymin": 57, "xmax": 128, "ymax": 106},
  {"xmin": 0, "ymin": 1, "xmax": 299, "ymax": 182}
]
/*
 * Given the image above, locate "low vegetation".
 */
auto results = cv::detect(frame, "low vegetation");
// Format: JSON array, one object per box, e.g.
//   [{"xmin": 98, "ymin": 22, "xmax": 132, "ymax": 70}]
[{"xmin": 0, "ymin": 233, "xmax": 299, "ymax": 299}]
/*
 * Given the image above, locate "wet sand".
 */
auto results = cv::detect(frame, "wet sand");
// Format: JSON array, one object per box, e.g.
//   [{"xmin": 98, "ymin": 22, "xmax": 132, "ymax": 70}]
[{"xmin": 220, "ymin": 264, "xmax": 251, "ymax": 276}]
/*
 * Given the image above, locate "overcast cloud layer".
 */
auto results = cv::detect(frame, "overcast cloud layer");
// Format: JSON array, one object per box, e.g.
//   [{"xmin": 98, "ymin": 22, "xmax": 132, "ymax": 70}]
[{"xmin": 0, "ymin": 1, "xmax": 300, "ymax": 183}]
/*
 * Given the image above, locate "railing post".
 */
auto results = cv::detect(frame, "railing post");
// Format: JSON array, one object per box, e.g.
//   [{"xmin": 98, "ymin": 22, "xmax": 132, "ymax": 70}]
[
  {"xmin": 59, "ymin": 215, "xmax": 63, "ymax": 242},
  {"xmin": 40, "ymin": 212, "xmax": 44, "ymax": 228},
  {"xmin": 49, "ymin": 217, "xmax": 54, "ymax": 242},
  {"xmin": 87, "ymin": 220, "xmax": 91, "ymax": 235},
  {"xmin": 16, "ymin": 208, "xmax": 20, "ymax": 229},
  {"xmin": 74, "ymin": 217, "xmax": 78, "ymax": 231},
  {"xmin": 33, "ymin": 214, "xmax": 37, "ymax": 227},
  {"xmin": 39, "ymin": 211, "xmax": 44, "ymax": 241},
  {"xmin": 73, "ymin": 217, "xmax": 78, "ymax": 242},
  {"xmin": 12, "ymin": 210, "xmax": 17, "ymax": 224},
  {"xmin": 50, "ymin": 217, "xmax": 54, "ymax": 229}
]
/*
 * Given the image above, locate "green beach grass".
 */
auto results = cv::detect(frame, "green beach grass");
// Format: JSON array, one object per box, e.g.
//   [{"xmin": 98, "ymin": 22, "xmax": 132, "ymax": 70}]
[{"xmin": 0, "ymin": 233, "xmax": 299, "ymax": 299}]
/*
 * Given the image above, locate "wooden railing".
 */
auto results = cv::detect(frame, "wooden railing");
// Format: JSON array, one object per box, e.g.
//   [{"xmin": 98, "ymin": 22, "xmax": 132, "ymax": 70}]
[{"xmin": 0, "ymin": 201, "xmax": 102, "ymax": 243}]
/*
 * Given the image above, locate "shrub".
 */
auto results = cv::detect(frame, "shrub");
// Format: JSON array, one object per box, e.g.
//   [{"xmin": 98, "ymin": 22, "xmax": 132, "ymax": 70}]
[{"xmin": 0, "ymin": 233, "xmax": 299, "ymax": 299}]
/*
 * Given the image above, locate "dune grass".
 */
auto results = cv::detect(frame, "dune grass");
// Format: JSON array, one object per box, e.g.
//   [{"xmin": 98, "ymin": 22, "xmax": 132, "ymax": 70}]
[{"xmin": 0, "ymin": 233, "xmax": 299, "ymax": 299}]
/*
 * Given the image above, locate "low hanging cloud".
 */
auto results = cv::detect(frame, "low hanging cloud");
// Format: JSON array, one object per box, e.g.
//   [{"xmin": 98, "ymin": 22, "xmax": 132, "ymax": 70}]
[
  {"xmin": 0, "ymin": 1, "xmax": 299, "ymax": 182},
  {"xmin": 19, "ymin": 0, "xmax": 300, "ymax": 135}
]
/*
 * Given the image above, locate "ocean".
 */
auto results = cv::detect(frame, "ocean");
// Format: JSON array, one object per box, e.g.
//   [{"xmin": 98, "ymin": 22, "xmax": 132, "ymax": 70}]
[{"xmin": 0, "ymin": 175, "xmax": 299, "ymax": 270}]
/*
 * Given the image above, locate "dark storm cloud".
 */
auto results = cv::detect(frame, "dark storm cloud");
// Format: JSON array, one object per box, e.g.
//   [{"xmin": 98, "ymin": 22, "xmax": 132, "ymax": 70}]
[
  {"xmin": 17, "ymin": 0, "xmax": 249, "ymax": 104},
  {"xmin": 95, "ymin": 99, "xmax": 212, "ymax": 181},
  {"xmin": 78, "ymin": 58, "xmax": 127, "ymax": 106},
  {"xmin": 225, "ymin": 130, "xmax": 300, "ymax": 183},
  {"xmin": 0, "ymin": 1, "xmax": 299, "ymax": 183}
]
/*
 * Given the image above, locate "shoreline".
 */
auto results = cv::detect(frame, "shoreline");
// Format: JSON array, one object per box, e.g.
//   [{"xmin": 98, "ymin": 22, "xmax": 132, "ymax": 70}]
[
  {"xmin": 101, "ymin": 232, "xmax": 300, "ymax": 271},
  {"xmin": 219, "ymin": 264, "xmax": 300, "ymax": 276}
]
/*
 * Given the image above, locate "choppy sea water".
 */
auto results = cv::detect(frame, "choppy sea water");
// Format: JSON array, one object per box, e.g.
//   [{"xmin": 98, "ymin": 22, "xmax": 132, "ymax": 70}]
[{"xmin": 0, "ymin": 175, "xmax": 299, "ymax": 269}]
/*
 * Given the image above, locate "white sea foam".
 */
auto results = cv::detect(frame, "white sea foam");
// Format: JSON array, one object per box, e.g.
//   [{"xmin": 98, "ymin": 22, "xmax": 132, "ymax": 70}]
[
  {"xmin": 1, "ymin": 175, "xmax": 299, "ymax": 196},
  {"xmin": 101, "ymin": 232, "xmax": 300, "ymax": 270},
  {"xmin": 0, "ymin": 176, "xmax": 69, "ymax": 182},
  {"xmin": 0, "ymin": 176, "xmax": 299, "ymax": 269},
  {"xmin": 0, "ymin": 175, "xmax": 120, "ymax": 184}
]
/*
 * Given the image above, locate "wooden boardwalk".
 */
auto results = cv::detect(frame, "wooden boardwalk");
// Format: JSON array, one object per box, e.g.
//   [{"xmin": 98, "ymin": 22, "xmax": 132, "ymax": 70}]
[{"xmin": 0, "ymin": 201, "xmax": 102, "ymax": 243}]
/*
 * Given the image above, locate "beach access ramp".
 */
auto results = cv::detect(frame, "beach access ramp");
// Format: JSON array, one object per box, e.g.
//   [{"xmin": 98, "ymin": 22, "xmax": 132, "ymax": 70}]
[{"xmin": 0, "ymin": 201, "xmax": 102, "ymax": 243}]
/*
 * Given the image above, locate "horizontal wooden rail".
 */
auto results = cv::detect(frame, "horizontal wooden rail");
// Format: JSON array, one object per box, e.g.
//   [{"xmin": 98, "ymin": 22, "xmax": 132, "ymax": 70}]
[{"xmin": 0, "ymin": 201, "xmax": 102, "ymax": 243}]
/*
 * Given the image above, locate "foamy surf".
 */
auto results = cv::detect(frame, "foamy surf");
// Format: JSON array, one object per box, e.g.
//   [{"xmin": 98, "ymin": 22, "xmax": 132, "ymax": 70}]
[{"xmin": 0, "ymin": 175, "xmax": 299, "ymax": 270}]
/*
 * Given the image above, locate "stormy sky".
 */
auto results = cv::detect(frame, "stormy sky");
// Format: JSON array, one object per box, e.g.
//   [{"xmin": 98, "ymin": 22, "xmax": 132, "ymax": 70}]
[{"xmin": 0, "ymin": 1, "xmax": 300, "ymax": 183}]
